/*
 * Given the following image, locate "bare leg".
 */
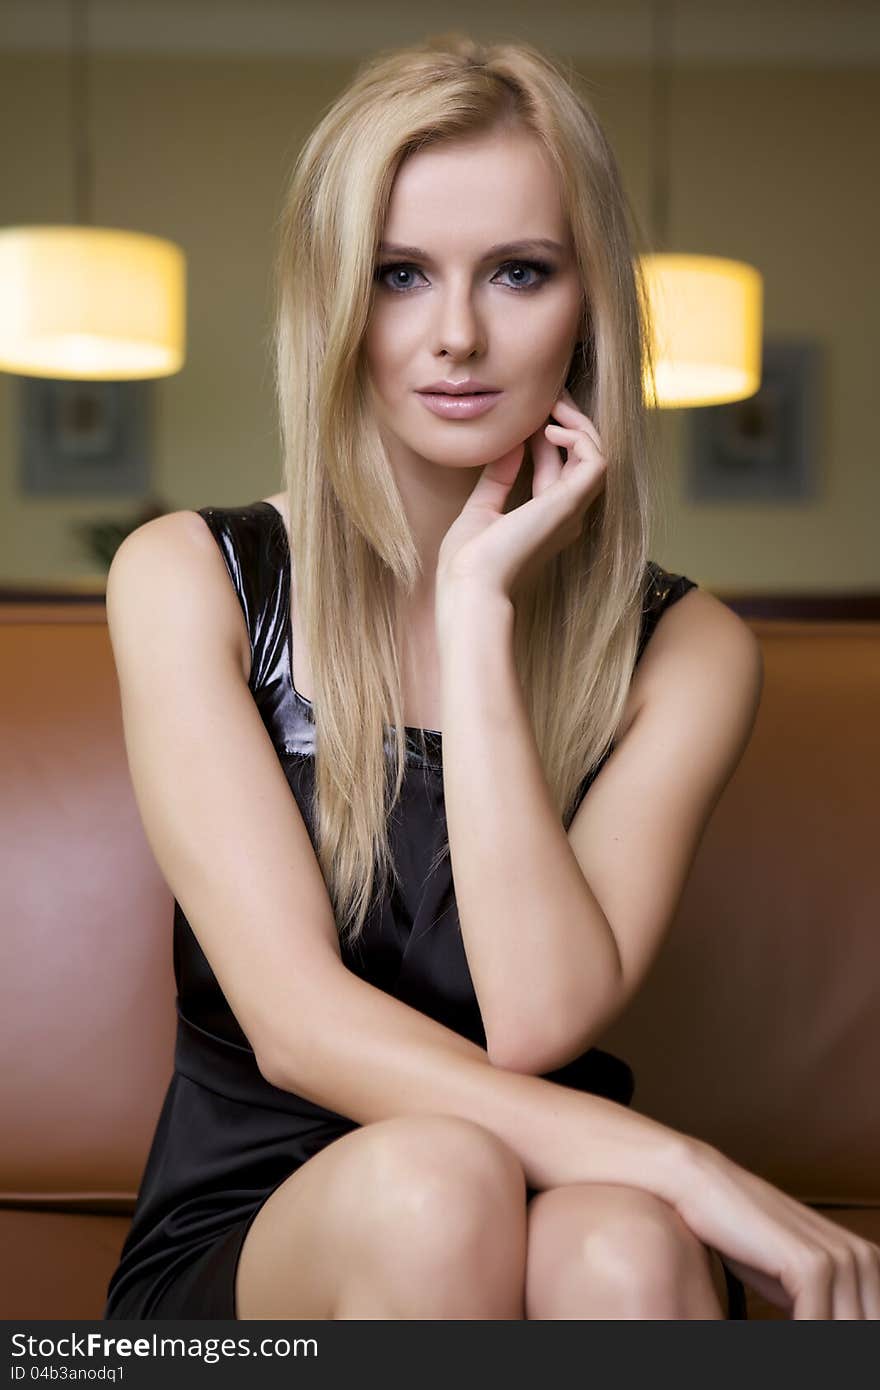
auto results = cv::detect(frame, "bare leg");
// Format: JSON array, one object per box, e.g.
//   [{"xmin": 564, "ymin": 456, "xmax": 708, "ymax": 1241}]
[
  {"xmin": 235, "ymin": 1114, "xmax": 528, "ymax": 1320},
  {"xmin": 524, "ymin": 1182, "xmax": 728, "ymax": 1320}
]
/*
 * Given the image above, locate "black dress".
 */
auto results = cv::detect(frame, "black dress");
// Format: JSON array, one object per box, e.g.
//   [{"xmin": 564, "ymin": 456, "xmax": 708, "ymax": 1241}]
[{"xmin": 102, "ymin": 499, "xmax": 747, "ymax": 1321}]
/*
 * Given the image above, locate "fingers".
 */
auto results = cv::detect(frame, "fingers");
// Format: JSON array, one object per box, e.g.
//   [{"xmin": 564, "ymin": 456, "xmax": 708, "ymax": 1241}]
[
  {"xmin": 790, "ymin": 1237, "xmax": 880, "ymax": 1319},
  {"xmin": 793, "ymin": 1270, "xmax": 833, "ymax": 1320},
  {"xmin": 552, "ymin": 390, "xmax": 602, "ymax": 452},
  {"xmin": 467, "ymin": 443, "xmax": 525, "ymax": 513},
  {"xmin": 530, "ymin": 419, "xmax": 564, "ymax": 498},
  {"xmin": 813, "ymin": 1224, "xmax": 880, "ymax": 1320},
  {"xmin": 543, "ymin": 421, "xmax": 605, "ymax": 499},
  {"xmin": 857, "ymin": 1240, "xmax": 880, "ymax": 1319},
  {"xmin": 545, "ymin": 393, "xmax": 603, "ymax": 477},
  {"xmin": 532, "ymin": 392, "xmax": 601, "ymax": 499}
]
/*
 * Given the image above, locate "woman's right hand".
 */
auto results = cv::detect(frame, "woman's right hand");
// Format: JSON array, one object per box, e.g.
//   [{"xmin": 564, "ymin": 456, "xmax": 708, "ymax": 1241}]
[{"xmin": 674, "ymin": 1143, "xmax": 880, "ymax": 1319}]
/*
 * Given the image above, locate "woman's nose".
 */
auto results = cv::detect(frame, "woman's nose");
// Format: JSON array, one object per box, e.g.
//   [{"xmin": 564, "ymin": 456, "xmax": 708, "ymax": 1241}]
[{"xmin": 432, "ymin": 293, "xmax": 486, "ymax": 359}]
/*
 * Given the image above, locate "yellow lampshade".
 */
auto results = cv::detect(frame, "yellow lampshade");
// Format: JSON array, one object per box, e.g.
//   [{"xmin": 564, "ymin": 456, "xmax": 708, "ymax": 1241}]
[
  {"xmin": 0, "ymin": 225, "xmax": 186, "ymax": 380},
  {"xmin": 639, "ymin": 252, "xmax": 763, "ymax": 408}
]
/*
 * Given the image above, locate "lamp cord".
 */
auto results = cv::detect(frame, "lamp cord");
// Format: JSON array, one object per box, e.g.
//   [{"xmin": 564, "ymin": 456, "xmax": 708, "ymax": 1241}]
[{"xmin": 70, "ymin": 0, "xmax": 93, "ymax": 226}]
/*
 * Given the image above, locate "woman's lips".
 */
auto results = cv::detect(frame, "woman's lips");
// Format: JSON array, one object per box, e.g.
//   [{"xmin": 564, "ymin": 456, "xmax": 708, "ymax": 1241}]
[{"xmin": 416, "ymin": 391, "xmax": 503, "ymax": 419}]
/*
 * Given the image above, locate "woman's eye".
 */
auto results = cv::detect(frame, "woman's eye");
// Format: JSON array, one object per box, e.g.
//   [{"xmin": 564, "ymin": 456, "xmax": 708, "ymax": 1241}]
[
  {"xmin": 498, "ymin": 260, "xmax": 552, "ymax": 289},
  {"xmin": 375, "ymin": 264, "xmax": 426, "ymax": 292},
  {"xmin": 374, "ymin": 260, "xmax": 552, "ymax": 293}
]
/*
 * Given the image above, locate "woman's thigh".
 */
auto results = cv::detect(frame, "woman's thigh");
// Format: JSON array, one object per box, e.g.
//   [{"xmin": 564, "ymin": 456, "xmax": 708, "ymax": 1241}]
[{"xmin": 235, "ymin": 1113, "xmax": 527, "ymax": 1320}]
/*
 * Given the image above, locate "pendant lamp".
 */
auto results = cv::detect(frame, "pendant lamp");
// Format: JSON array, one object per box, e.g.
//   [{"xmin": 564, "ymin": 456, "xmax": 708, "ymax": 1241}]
[
  {"xmin": 640, "ymin": 0, "xmax": 762, "ymax": 408},
  {"xmin": 0, "ymin": 0, "xmax": 185, "ymax": 381}
]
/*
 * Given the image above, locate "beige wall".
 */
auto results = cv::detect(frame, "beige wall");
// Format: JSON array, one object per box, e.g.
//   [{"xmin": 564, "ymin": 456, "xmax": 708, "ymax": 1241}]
[{"xmin": 1, "ymin": 49, "xmax": 877, "ymax": 591}]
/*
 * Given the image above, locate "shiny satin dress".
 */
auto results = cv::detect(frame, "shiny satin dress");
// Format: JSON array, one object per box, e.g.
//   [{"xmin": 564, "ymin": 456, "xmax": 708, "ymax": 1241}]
[{"xmin": 102, "ymin": 499, "xmax": 747, "ymax": 1320}]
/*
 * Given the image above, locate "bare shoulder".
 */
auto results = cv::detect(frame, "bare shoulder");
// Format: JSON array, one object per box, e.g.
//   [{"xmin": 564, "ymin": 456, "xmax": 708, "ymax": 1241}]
[
  {"xmin": 107, "ymin": 508, "xmax": 251, "ymax": 685},
  {"xmin": 628, "ymin": 583, "xmax": 756, "ymax": 711},
  {"xmin": 629, "ymin": 583, "xmax": 763, "ymax": 739},
  {"xmin": 111, "ymin": 506, "xmax": 222, "ymax": 564}
]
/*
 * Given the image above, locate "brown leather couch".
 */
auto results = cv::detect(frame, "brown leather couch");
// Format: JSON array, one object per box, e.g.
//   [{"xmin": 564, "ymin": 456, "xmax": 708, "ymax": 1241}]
[{"xmin": 2, "ymin": 597, "xmax": 878, "ymax": 1320}]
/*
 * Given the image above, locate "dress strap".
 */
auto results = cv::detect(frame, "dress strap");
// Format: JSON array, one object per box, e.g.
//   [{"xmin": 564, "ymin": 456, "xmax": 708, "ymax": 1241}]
[
  {"xmin": 636, "ymin": 560, "xmax": 698, "ymax": 667},
  {"xmin": 194, "ymin": 501, "xmax": 289, "ymax": 692}
]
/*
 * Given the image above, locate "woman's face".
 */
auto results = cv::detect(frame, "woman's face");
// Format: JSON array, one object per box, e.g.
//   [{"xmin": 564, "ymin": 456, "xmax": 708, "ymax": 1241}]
[{"xmin": 363, "ymin": 126, "xmax": 585, "ymax": 473}]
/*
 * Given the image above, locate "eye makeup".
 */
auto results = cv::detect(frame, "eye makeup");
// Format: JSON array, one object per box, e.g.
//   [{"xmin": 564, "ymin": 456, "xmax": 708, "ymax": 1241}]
[{"xmin": 374, "ymin": 258, "xmax": 556, "ymax": 293}]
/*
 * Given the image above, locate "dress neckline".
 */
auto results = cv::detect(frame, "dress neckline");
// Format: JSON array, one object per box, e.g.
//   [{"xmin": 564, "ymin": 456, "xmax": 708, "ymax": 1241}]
[{"xmin": 256, "ymin": 500, "xmax": 445, "ymax": 752}]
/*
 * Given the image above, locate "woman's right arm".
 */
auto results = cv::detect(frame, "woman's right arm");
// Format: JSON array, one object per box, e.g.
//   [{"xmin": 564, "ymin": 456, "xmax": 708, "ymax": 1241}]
[{"xmin": 106, "ymin": 511, "xmax": 880, "ymax": 1319}]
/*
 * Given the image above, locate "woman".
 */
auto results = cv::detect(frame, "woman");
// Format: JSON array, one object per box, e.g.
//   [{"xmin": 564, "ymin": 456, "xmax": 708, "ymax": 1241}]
[{"xmin": 102, "ymin": 32, "xmax": 880, "ymax": 1320}]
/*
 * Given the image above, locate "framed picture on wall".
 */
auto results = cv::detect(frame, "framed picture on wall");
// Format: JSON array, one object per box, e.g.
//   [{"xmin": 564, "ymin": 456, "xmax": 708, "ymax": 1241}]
[
  {"xmin": 685, "ymin": 338, "xmax": 822, "ymax": 502},
  {"xmin": 18, "ymin": 375, "xmax": 152, "ymax": 498}
]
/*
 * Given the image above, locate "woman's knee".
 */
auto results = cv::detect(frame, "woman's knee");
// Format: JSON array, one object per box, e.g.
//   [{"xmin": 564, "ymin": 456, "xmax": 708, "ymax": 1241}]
[
  {"xmin": 526, "ymin": 1183, "xmax": 714, "ymax": 1318},
  {"xmin": 236, "ymin": 1114, "xmax": 527, "ymax": 1320},
  {"xmin": 334, "ymin": 1115, "xmax": 528, "ymax": 1317},
  {"xmin": 586, "ymin": 1201, "xmax": 706, "ymax": 1288},
  {"xmin": 360, "ymin": 1114, "xmax": 527, "ymax": 1248}
]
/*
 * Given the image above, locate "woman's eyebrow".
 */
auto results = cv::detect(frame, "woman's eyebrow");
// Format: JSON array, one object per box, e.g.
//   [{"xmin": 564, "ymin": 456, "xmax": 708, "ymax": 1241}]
[{"xmin": 377, "ymin": 238, "xmax": 566, "ymax": 261}]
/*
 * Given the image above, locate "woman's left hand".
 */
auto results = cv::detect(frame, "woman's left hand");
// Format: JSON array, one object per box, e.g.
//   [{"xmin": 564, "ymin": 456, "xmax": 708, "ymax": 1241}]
[{"xmin": 436, "ymin": 387, "xmax": 607, "ymax": 605}]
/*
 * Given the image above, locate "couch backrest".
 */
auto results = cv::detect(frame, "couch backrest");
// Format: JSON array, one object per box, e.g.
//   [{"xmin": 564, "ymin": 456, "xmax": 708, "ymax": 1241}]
[
  {"xmin": 2, "ymin": 603, "xmax": 878, "ymax": 1210},
  {"xmin": 2, "ymin": 604, "xmax": 175, "ymax": 1210}
]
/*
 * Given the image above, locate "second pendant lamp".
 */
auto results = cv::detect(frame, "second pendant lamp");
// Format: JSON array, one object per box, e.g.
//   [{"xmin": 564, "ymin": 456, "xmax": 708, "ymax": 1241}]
[{"xmin": 639, "ymin": 0, "xmax": 763, "ymax": 409}]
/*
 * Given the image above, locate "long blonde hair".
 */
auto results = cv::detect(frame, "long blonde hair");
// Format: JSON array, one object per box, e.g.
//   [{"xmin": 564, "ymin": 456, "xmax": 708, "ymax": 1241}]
[{"xmin": 272, "ymin": 31, "xmax": 663, "ymax": 950}]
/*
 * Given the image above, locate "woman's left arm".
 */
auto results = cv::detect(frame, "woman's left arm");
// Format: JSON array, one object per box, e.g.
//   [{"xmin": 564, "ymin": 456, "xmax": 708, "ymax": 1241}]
[
  {"xmin": 437, "ymin": 587, "xmax": 624, "ymax": 1073},
  {"xmin": 438, "ymin": 582, "xmax": 763, "ymax": 1078}
]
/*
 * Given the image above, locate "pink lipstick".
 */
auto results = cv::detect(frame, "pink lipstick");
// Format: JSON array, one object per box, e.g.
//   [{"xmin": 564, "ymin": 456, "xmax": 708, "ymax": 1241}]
[{"xmin": 417, "ymin": 391, "xmax": 503, "ymax": 419}]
